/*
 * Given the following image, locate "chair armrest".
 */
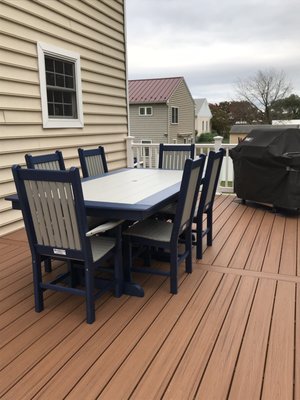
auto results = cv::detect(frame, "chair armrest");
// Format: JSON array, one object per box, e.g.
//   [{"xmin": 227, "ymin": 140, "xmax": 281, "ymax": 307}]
[{"xmin": 86, "ymin": 220, "xmax": 124, "ymax": 237}]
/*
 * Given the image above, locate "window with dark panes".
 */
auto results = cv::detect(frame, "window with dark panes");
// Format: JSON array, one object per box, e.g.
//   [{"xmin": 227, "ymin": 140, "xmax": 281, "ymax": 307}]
[
  {"xmin": 45, "ymin": 56, "xmax": 77, "ymax": 118},
  {"xmin": 171, "ymin": 107, "xmax": 178, "ymax": 124},
  {"xmin": 139, "ymin": 106, "xmax": 152, "ymax": 116}
]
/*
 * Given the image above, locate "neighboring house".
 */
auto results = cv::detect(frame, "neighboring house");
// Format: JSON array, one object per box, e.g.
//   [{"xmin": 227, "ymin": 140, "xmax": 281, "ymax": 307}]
[
  {"xmin": 273, "ymin": 119, "xmax": 300, "ymax": 126},
  {"xmin": 128, "ymin": 77, "xmax": 195, "ymax": 145},
  {"xmin": 230, "ymin": 124, "xmax": 300, "ymax": 144},
  {"xmin": 0, "ymin": 0, "xmax": 128, "ymax": 236},
  {"xmin": 194, "ymin": 98, "xmax": 212, "ymax": 136}
]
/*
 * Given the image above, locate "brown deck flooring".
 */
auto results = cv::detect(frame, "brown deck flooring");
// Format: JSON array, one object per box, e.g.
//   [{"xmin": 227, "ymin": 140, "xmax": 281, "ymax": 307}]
[{"xmin": 1, "ymin": 195, "xmax": 300, "ymax": 399}]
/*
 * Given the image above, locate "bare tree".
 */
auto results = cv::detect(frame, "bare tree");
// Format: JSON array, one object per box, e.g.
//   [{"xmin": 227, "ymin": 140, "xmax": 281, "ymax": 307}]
[{"xmin": 235, "ymin": 69, "xmax": 292, "ymax": 124}]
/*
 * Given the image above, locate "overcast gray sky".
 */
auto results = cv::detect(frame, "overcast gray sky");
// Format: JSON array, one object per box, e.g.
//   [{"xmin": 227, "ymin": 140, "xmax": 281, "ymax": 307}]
[{"xmin": 125, "ymin": 0, "xmax": 300, "ymax": 104}]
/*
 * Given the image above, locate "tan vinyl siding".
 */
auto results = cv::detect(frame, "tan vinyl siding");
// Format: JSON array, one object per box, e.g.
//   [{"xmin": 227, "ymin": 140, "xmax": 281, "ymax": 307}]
[
  {"xmin": 129, "ymin": 104, "xmax": 168, "ymax": 143},
  {"xmin": 169, "ymin": 80, "xmax": 195, "ymax": 143},
  {"xmin": 0, "ymin": 0, "xmax": 128, "ymax": 236}
]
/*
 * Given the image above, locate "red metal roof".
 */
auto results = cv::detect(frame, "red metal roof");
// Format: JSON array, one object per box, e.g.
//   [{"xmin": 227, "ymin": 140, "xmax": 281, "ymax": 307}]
[{"xmin": 128, "ymin": 77, "xmax": 184, "ymax": 104}]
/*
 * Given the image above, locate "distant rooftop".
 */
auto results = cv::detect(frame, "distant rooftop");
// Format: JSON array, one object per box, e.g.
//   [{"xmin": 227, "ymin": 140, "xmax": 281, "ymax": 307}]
[
  {"xmin": 194, "ymin": 98, "xmax": 206, "ymax": 114},
  {"xmin": 128, "ymin": 77, "xmax": 183, "ymax": 104},
  {"xmin": 272, "ymin": 120, "xmax": 300, "ymax": 126},
  {"xmin": 230, "ymin": 124, "xmax": 300, "ymax": 134}
]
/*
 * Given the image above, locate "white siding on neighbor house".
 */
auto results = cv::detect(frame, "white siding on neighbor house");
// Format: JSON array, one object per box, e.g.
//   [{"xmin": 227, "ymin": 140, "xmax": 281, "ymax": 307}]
[
  {"xmin": 0, "ymin": 0, "xmax": 128, "ymax": 236},
  {"xmin": 168, "ymin": 80, "xmax": 195, "ymax": 143},
  {"xmin": 194, "ymin": 98, "xmax": 212, "ymax": 136},
  {"xmin": 196, "ymin": 116, "xmax": 211, "ymax": 135},
  {"xmin": 129, "ymin": 104, "xmax": 168, "ymax": 143}
]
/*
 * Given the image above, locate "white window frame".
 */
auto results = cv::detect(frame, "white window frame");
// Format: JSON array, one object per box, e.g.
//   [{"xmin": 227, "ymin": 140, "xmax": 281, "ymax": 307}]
[
  {"xmin": 37, "ymin": 42, "xmax": 84, "ymax": 129},
  {"xmin": 171, "ymin": 107, "xmax": 178, "ymax": 124},
  {"xmin": 139, "ymin": 106, "xmax": 153, "ymax": 116}
]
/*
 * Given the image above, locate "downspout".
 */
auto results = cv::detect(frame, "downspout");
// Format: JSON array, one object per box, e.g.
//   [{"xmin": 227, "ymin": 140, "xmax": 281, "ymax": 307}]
[
  {"xmin": 123, "ymin": 0, "xmax": 134, "ymax": 167},
  {"xmin": 166, "ymin": 100, "xmax": 170, "ymax": 143},
  {"xmin": 123, "ymin": 0, "xmax": 130, "ymax": 137}
]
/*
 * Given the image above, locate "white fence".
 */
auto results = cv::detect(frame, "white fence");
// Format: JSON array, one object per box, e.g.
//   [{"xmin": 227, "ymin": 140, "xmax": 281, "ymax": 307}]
[{"xmin": 126, "ymin": 136, "xmax": 235, "ymax": 193}]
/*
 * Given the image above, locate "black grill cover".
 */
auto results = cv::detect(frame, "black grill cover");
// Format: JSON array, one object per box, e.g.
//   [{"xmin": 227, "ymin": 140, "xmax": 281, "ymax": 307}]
[{"xmin": 229, "ymin": 128, "xmax": 300, "ymax": 209}]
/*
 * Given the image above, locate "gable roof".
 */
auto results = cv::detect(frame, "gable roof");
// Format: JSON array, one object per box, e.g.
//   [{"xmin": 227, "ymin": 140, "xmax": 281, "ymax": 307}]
[
  {"xmin": 194, "ymin": 98, "xmax": 206, "ymax": 114},
  {"xmin": 194, "ymin": 98, "xmax": 212, "ymax": 118},
  {"xmin": 128, "ymin": 77, "xmax": 184, "ymax": 104}
]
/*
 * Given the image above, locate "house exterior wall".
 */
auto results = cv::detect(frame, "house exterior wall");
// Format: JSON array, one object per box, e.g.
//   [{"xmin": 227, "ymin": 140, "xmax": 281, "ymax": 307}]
[
  {"xmin": 129, "ymin": 103, "xmax": 168, "ymax": 143},
  {"xmin": 168, "ymin": 80, "xmax": 195, "ymax": 143},
  {"xmin": 230, "ymin": 133, "xmax": 247, "ymax": 144},
  {"xmin": 0, "ymin": 0, "xmax": 128, "ymax": 236},
  {"xmin": 196, "ymin": 116, "xmax": 211, "ymax": 135}
]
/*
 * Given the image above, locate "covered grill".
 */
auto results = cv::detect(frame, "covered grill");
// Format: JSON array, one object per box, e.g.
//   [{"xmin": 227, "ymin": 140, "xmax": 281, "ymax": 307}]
[{"xmin": 229, "ymin": 128, "xmax": 300, "ymax": 210}]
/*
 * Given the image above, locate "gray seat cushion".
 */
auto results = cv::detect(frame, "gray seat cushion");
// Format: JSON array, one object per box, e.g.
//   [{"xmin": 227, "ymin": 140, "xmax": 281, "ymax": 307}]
[
  {"xmin": 90, "ymin": 236, "xmax": 115, "ymax": 262},
  {"xmin": 124, "ymin": 219, "xmax": 173, "ymax": 244}
]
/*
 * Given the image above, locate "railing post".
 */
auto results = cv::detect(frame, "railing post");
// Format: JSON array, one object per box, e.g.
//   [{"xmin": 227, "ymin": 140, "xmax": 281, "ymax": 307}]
[
  {"xmin": 213, "ymin": 135, "xmax": 223, "ymax": 151},
  {"xmin": 126, "ymin": 136, "xmax": 134, "ymax": 168}
]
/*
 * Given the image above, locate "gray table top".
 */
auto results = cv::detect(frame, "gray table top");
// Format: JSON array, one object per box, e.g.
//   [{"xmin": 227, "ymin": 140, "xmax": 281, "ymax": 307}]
[{"xmin": 82, "ymin": 168, "xmax": 183, "ymax": 220}]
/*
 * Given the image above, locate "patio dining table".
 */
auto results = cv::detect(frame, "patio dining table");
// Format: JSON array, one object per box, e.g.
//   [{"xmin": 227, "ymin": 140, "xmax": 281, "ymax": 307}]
[
  {"xmin": 7, "ymin": 168, "xmax": 183, "ymax": 219},
  {"xmin": 6, "ymin": 167, "xmax": 183, "ymax": 296}
]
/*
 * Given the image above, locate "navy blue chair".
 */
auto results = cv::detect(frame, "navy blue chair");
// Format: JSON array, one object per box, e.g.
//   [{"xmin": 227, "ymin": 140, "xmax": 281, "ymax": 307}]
[
  {"xmin": 160, "ymin": 149, "xmax": 225, "ymax": 259},
  {"xmin": 12, "ymin": 166, "xmax": 123, "ymax": 324},
  {"xmin": 25, "ymin": 150, "xmax": 66, "ymax": 272},
  {"xmin": 25, "ymin": 150, "xmax": 66, "ymax": 170},
  {"xmin": 123, "ymin": 155, "xmax": 206, "ymax": 294},
  {"xmin": 78, "ymin": 146, "xmax": 108, "ymax": 178},
  {"xmin": 158, "ymin": 143, "xmax": 195, "ymax": 170},
  {"xmin": 193, "ymin": 148, "xmax": 225, "ymax": 259}
]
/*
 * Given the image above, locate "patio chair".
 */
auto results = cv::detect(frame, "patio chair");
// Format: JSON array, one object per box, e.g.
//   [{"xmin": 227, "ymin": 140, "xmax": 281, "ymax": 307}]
[
  {"xmin": 25, "ymin": 150, "xmax": 66, "ymax": 170},
  {"xmin": 25, "ymin": 150, "xmax": 66, "ymax": 272},
  {"xmin": 78, "ymin": 146, "xmax": 108, "ymax": 178},
  {"xmin": 158, "ymin": 143, "xmax": 195, "ymax": 170},
  {"xmin": 193, "ymin": 148, "xmax": 225, "ymax": 259},
  {"xmin": 160, "ymin": 149, "xmax": 225, "ymax": 259},
  {"xmin": 12, "ymin": 165, "xmax": 123, "ymax": 324},
  {"xmin": 123, "ymin": 155, "xmax": 206, "ymax": 294}
]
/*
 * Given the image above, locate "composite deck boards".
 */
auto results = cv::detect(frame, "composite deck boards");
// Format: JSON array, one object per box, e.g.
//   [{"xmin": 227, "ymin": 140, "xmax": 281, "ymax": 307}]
[
  {"xmin": 1, "ymin": 195, "xmax": 300, "ymax": 400},
  {"xmin": 228, "ymin": 278, "xmax": 277, "ymax": 400}
]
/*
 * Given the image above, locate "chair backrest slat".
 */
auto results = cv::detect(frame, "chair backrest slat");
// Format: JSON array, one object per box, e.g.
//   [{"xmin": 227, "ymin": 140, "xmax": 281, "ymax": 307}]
[
  {"xmin": 78, "ymin": 146, "xmax": 108, "ymax": 178},
  {"xmin": 25, "ymin": 180, "xmax": 46, "ymax": 245},
  {"xmin": 64, "ymin": 182, "xmax": 81, "ymax": 250},
  {"xmin": 86, "ymin": 154, "xmax": 106, "ymax": 176},
  {"xmin": 25, "ymin": 150, "xmax": 66, "ymax": 171},
  {"xmin": 159, "ymin": 144, "xmax": 195, "ymax": 170}
]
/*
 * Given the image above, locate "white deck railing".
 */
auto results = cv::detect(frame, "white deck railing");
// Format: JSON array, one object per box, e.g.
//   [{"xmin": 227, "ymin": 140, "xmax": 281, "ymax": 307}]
[{"xmin": 126, "ymin": 136, "xmax": 235, "ymax": 193}]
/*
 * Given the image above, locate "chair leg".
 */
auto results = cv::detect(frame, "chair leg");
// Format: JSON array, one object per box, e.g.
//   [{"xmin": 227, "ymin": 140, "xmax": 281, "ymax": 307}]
[
  {"xmin": 32, "ymin": 255, "xmax": 44, "ymax": 312},
  {"xmin": 207, "ymin": 209, "xmax": 213, "ymax": 246},
  {"xmin": 143, "ymin": 247, "xmax": 152, "ymax": 267},
  {"xmin": 68, "ymin": 260, "xmax": 80, "ymax": 288},
  {"xmin": 185, "ymin": 229, "xmax": 193, "ymax": 273},
  {"xmin": 85, "ymin": 264, "xmax": 95, "ymax": 324},
  {"xmin": 44, "ymin": 257, "xmax": 52, "ymax": 273},
  {"xmin": 196, "ymin": 216, "xmax": 203, "ymax": 260},
  {"xmin": 170, "ymin": 250, "xmax": 178, "ymax": 294},
  {"xmin": 114, "ymin": 226, "xmax": 123, "ymax": 298},
  {"xmin": 123, "ymin": 237, "xmax": 133, "ymax": 283}
]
